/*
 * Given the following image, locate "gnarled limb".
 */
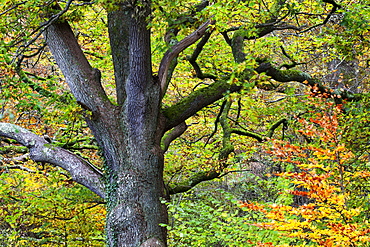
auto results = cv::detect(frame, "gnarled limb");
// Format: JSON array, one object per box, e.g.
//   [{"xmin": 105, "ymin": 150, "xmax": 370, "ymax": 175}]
[
  {"xmin": 168, "ymin": 99, "xmax": 234, "ymax": 194},
  {"xmin": 0, "ymin": 122, "xmax": 105, "ymax": 199},
  {"xmin": 255, "ymin": 62, "xmax": 354, "ymax": 101},
  {"xmin": 267, "ymin": 118, "xmax": 288, "ymax": 138},
  {"xmin": 205, "ymin": 100, "xmax": 227, "ymax": 145},
  {"xmin": 162, "ymin": 80, "xmax": 242, "ymax": 131},
  {"xmin": 45, "ymin": 21, "xmax": 114, "ymax": 115},
  {"xmin": 158, "ymin": 20, "xmax": 214, "ymax": 97},
  {"xmin": 168, "ymin": 104, "xmax": 289, "ymax": 195}
]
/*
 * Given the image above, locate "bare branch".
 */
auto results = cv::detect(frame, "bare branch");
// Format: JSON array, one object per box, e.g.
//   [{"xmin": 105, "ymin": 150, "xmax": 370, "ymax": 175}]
[
  {"xmin": 300, "ymin": 0, "xmax": 341, "ymax": 33},
  {"xmin": 13, "ymin": 62, "xmax": 66, "ymax": 100},
  {"xmin": 167, "ymin": 106, "xmax": 287, "ymax": 194},
  {"xmin": 0, "ymin": 1, "xmax": 26, "ymax": 16},
  {"xmin": 205, "ymin": 100, "xmax": 227, "ymax": 146},
  {"xmin": 187, "ymin": 31, "xmax": 217, "ymax": 80},
  {"xmin": 168, "ymin": 99, "xmax": 234, "ymax": 195},
  {"xmin": 0, "ymin": 123, "xmax": 105, "ymax": 199},
  {"xmin": 279, "ymin": 45, "xmax": 306, "ymax": 69},
  {"xmin": 13, "ymin": 0, "xmax": 74, "ymax": 63}
]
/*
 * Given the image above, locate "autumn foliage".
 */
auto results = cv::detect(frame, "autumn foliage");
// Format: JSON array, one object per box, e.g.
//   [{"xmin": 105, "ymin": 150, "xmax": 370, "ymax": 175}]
[{"xmin": 241, "ymin": 100, "xmax": 370, "ymax": 246}]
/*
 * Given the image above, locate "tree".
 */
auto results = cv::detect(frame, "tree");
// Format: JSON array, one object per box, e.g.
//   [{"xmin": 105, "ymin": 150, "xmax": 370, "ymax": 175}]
[{"xmin": 0, "ymin": 0, "xmax": 369, "ymax": 246}]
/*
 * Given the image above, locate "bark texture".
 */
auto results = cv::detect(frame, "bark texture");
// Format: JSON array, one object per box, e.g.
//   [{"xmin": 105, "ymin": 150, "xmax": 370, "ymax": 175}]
[{"xmin": 44, "ymin": 5, "xmax": 167, "ymax": 246}]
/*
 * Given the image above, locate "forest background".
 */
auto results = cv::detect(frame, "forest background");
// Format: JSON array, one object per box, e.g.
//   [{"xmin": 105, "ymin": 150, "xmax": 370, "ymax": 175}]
[{"xmin": 0, "ymin": 0, "xmax": 369, "ymax": 246}]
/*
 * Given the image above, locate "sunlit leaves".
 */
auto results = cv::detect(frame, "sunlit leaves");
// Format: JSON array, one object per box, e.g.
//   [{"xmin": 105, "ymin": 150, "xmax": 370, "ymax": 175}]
[
  {"xmin": 1, "ymin": 0, "xmax": 370, "ymax": 246},
  {"xmin": 0, "ymin": 164, "xmax": 105, "ymax": 246},
  {"xmin": 164, "ymin": 189, "xmax": 291, "ymax": 246}
]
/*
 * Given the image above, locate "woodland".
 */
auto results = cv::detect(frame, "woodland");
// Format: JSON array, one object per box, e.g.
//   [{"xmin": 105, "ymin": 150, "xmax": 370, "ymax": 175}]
[{"xmin": 0, "ymin": 0, "xmax": 369, "ymax": 246}]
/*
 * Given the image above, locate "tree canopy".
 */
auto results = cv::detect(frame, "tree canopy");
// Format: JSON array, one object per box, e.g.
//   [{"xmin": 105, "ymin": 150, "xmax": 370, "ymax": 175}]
[{"xmin": 0, "ymin": 0, "xmax": 369, "ymax": 246}]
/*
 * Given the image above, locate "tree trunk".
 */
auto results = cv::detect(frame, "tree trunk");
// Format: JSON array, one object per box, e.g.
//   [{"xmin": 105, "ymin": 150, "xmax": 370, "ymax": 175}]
[
  {"xmin": 44, "ymin": 2, "xmax": 168, "ymax": 246},
  {"xmin": 105, "ymin": 5, "xmax": 167, "ymax": 246}
]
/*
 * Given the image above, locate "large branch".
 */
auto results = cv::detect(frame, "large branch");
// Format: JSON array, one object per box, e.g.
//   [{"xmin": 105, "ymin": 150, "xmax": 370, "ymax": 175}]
[
  {"xmin": 45, "ymin": 21, "xmax": 114, "ymax": 116},
  {"xmin": 158, "ymin": 20, "xmax": 214, "ymax": 97},
  {"xmin": 162, "ymin": 80, "xmax": 241, "ymax": 131},
  {"xmin": 163, "ymin": 62, "xmax": 352, "ymax": 140},
  {"xmin": 44, "ymin": 20, "xmax": 124, "ymax": 156},
  {"xmin": 108, "ymin": 8, "xmax": 130, "ymax": 105},
  {"xmin": 0, "ymin": 123, "xmax": 105, "ymax": 199}
]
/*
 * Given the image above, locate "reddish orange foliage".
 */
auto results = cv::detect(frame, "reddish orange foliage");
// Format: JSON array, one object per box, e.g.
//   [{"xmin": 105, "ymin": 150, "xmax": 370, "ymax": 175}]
[{"xmin": 241, "ymin": 101, "xmax": 370, "ymax": 247}]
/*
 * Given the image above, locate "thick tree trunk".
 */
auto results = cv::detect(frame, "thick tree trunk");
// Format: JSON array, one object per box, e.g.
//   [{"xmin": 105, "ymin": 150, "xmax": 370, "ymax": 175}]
[
  {"xmin": 105, "ymin": 139, "xmax": 167, "ymax": 247},
  {"xmin": 105, "ymin": 5, "xmax": 167, "ymax": 246},
  {"xmin": 45, "ymin": 2, "xmax": 168, "ymax": 246}
]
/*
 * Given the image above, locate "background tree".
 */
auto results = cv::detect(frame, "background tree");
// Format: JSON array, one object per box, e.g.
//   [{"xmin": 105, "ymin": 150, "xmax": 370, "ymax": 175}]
[{"xmin": 0, "ymin": 0, "xmax": 369, "ymax": 246}]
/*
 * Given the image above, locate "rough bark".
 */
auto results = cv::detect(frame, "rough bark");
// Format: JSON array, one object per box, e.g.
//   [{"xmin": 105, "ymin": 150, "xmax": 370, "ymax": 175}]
[
  {"xmin": 108, "ymin": 8, "xmax": 130, "ymax": 105},
  {"xmin": 44, "ymin": 5, "xmax": 168, "ymax": 246},
  {"xmin": 1, "ymin": 2, "xmax": 220, "ymax": 246},
  {"xmin": 104, "ymin": 6, "xmax": 167, "ymax": 247}
]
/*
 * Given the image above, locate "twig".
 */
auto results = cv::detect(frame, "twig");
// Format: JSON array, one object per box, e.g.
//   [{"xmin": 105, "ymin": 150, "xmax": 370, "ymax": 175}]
[
  {"xmin": 205, "ymin": 100, "xmax": 227, "ymax": 146},
  {"xmin": 300, "ymin": 0, "xmax": 341, "ymax": 33},
  {"xmin": 0, "ymin": 1, "xmax": 26, "ymax": 16},
  {"xmin": 12, "ymin": 0, "xmax": 74, "ymax": 64}
]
